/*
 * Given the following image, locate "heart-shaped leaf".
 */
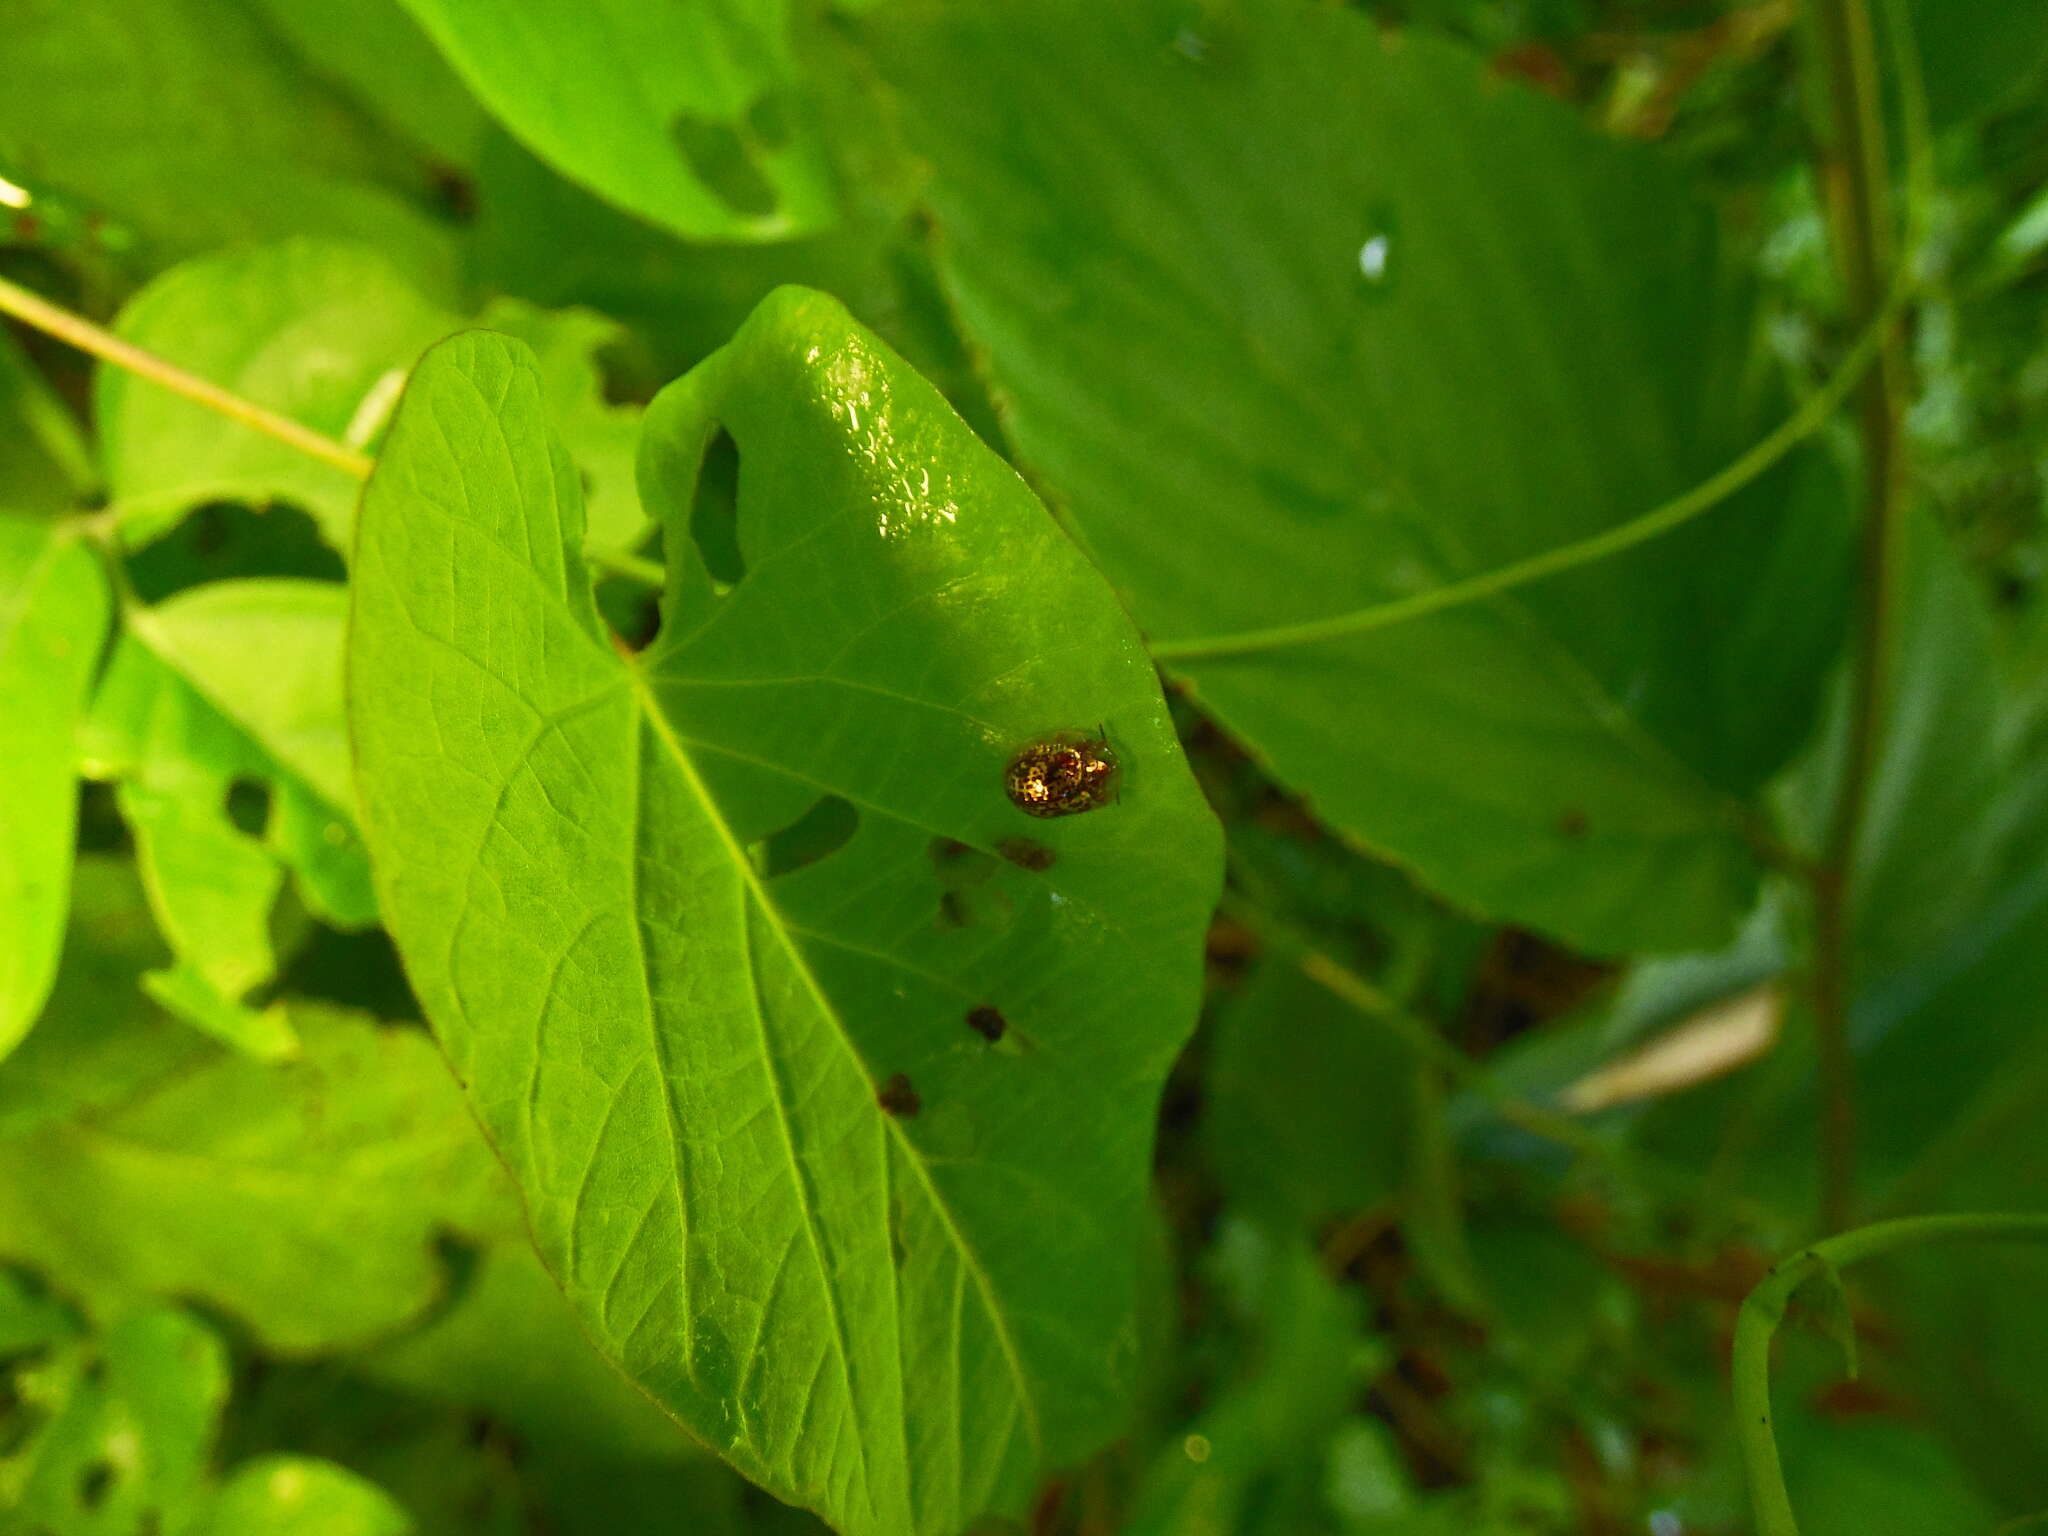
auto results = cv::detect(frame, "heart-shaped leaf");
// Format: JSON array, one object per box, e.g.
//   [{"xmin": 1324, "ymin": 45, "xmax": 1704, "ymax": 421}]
[
  {"xmin": 350, "ymin": 289, "xmax": 1222, "ymax": 1534},
  {"xmin": 393, "ymin": 0, "xmax": 836, "ymax": 241}
]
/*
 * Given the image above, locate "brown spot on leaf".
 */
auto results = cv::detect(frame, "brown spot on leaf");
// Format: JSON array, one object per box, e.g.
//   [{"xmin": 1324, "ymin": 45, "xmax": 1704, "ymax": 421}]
[
  {"xmin": 965, "ymin": 1006, "xmax": 1006, "ymax": 1043},
  {"xmin": 996, "ymin": 837, "xmax": 1056, "ymax": 872},
  {"xmin": 877, "ymin": 1073, "xmax": 921, "ymax": 1118}
]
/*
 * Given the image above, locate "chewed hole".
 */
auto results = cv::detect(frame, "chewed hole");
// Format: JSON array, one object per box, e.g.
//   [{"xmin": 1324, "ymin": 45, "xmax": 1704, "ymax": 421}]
[
  {"xmin": 672, "ymin": 113, "xmax": 777, "ymax": 218},
  {"xmin": 690, "ymin": 429, "xmax": 746, "ymax": 591},
  {"xmin": 751, "ymin": 795, "xmax": 858, "ymax": 879},
  {"xmin": 224, "ymin": 776, "xmax": 272, "ymax": 837}
]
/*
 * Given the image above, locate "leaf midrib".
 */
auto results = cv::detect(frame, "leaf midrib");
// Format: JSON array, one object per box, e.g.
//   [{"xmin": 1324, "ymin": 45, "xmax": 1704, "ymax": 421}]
[{"xmin": 617, "ymin": 651, "xmax": 1050, "ymax": 1481}]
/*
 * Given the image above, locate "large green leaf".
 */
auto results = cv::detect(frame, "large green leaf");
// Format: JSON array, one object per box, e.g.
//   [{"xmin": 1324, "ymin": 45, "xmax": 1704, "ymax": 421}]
[
  {"xmin": 394, "ymin": 0, "xmax": 834, "ymax": 241},
  {"xmin": 244, "ymin": 0, "xmax": 488, "ymax": 171},
  {"xmin": 0, "ymin": 517, "xmax": 107, "ymax": 1062},
  {"xmin": 876, "ymin": 0, "xmax": 1850, "ymax": 955},
  {"xmin": 81, "ymin": 580, "xmax": 372, "ymax": 1053},
  {"xmin": 0, "ymin": 0, "xmax": 450, "ymax": 275},
  {"xmin": 0, "ymin": 1005, "xmax": 516, "ymax": 1351},
  {"xmin": 349, "ymin": 292, "xmax": 1222, "ymax": 1534}
]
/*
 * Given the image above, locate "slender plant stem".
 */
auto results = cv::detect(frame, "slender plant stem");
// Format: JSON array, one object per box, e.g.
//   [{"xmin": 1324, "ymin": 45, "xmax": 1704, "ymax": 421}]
[
  {"xmin": 0, "ymin": 272, "xmax": 374, "ymax": 481},
  {"xmin": 1148, "ymin": 274, "xmax": 1910, "ymax": 665},
  {"xmin": 1733, "ymin": 1214, "xmax": 2048, "ymax": 1536},
  {"xmin": 1802, "ymin": 0, "xmax": 1908, "ymax": 1237}
]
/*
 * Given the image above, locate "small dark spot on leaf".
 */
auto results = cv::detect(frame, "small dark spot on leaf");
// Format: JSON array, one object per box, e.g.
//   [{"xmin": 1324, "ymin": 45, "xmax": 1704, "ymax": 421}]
[
  {"xmin": 12, "ymin": 211, "xmax": 40, "ymax": 241},
  {"xmin": 996, "ymin": 837, "xmax": 1056, "ymax": 872},
  {"xmin": 77, "ymin": 1460, "xmax": 115, "ymax": 1510},
  {"xmin": 877, "ymin": 1073, "xmax": 921, "ymax": 1118},
  {"xmin": 936, "ymin": 890, "xmax": 970, "ymax": 929},
  {"xmin": 1556, "ymin": 808, "xmax": 1589, "ymax": 839},
  {"xmin": 966, "ymin": 1005, "xmax": 1006, "ymax": 1043},
  {"xmin": 928, "ymin": 836, "xmax": 973, "ymax": 868},
  {"xmin": 429, "ymin": 163, "xmax": 478, "ymax": 222}
]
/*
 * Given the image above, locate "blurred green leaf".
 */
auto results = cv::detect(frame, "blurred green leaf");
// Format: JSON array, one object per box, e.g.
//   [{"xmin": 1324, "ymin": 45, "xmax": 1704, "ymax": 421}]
[
  {"xmin": 1777, "ymin": 1413, "xmax": 2001, "ymax": 1536},
  {"xmin": 243, "ymin": 0, "xmax": 487, "ymax": 172},
  {"xmin": 1126, "ymin": 1221, "xmax": 1384, "ymax": 1536},
  {"xmin": 0, "ymin": 1306, "xmax": 224, "ymax": 1533},
  {"xmin": 0, "ymin": 329, "xmax": 92, "ymax": 508},
  {"xmin": 1906, "ymin": 0, "xmax": 2048, "ymax": 128},
  {"xmin": 0, "ymin": 1005, "xmax": 515, "ymax": 1352},
  {"xmin": 0, "ymin": 517, "xmax": 106, "ymax": 1063},
  {"xmin": 1781, "ymin": 513, "xmax": 2004, "ymax": 986},
  {"xmin": 99, "ymin": 240, "xmax": 651, "ymax": 560},
  {"xmin": 0, "ymin": 0, "xmax": 451, "ymax": 276},
  {"xmin": 0, "ymin": 1306, "xmax": 418, "ymax": 1536},
  {"xmin": 0, "ymin": 856, "xmax": 208, "ymax": 1138},
  {"xmin": 877, "ymin": 0, "xmax": 1850, "ymax": 954},
  {"xmin": 1205, "ymin": 959, "xmax": 1412, "ymax": 1231},
  {"xmin": 191, "ymin": 1457, "xmax": 413, "ymax": 1536},
  {"xmin": 394, "ymin": 0, "xmax": 835, "ymax": 241},
  {"xmin": 359, "ymin": 1242, "xmax": 687, "ymax": 1463},
  {"xmin": 80, "ymin": 580, "xmax": 370, "ymax": 1052},
  {"xmin": 99, "ymin": 242, "xmax": 453, "ymax": 551},
  {"xmin": 350, "ymin": 294, "xmax": 1222, "ymax": 1534}
]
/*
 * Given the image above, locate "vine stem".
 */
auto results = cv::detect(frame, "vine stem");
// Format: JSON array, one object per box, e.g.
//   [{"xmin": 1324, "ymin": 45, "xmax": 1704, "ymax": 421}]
[
  {"xmin": 0, "ymin": 273, "xmax": 671, "ymax": 589},
  {"xmin": 1733, "ymin": 1214, "xmax": 2048, "ymax": 1536},
  {"xmin": 1802, "ymin": 0, "xmax": 1908, "ymax": 1237},
  {"xmin": 0, "ymin": 272, "xmax": 375, "ymax": 480}
]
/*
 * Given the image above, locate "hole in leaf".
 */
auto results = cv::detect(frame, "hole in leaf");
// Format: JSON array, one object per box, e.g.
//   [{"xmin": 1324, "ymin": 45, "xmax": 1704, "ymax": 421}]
[
  {"xmin": 928, "ymin": 836, "xmax": 973, "ymax": 869},
  {"xmin": 750, "ymin": 795, "xmax": 858, "ymax": 879},
  {"xmin": 672, "ymin": 113, "xmax": 777, "ymax": 218},
  {"xmin": 125, "ymin": 502, "xmax": 344, "ymax": 604},
  {"xmin": 223, "ymin": 777, "xmax": 271, "ymax": 837},
  {"xmin": 77, "ymin": 1459, "xmax": 115, "ymax": 1510},
  {"xmin": 690, "ymin": 429, "xmax": 746, "ymax": 590},
  {"xmin": 76, "ymin": 780, "xmax": 131, "ymax": 854},
  {"xmin": 596, "ymin": 535, "xmax": 666, "ymax": 652}
]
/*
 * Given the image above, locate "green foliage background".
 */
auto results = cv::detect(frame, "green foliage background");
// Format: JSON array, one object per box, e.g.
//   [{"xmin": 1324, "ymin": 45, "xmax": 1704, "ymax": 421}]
[{"xmin": 1, "ymin": 0, "xmax": 2045, "ymax": 1532}]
